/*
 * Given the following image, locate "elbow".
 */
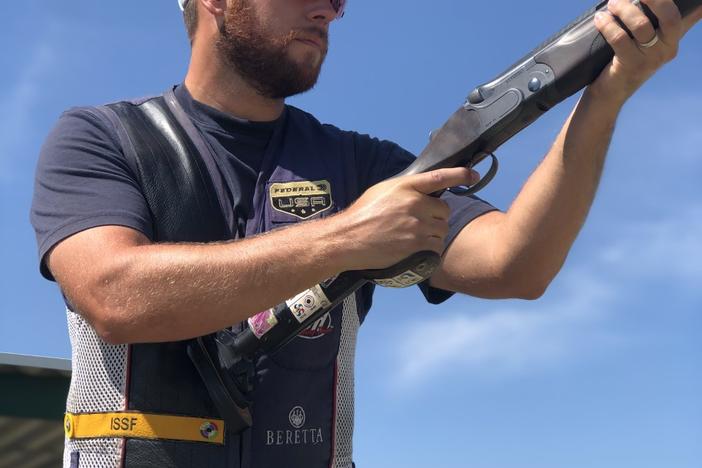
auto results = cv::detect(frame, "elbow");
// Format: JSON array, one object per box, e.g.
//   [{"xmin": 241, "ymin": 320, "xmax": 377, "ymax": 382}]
[
  {"xmin": 64, "ymin": 292, "xmax": 134, "ymax": 345},
  {"xmin": 91, "ymin": 311, "xmax": 133, "ymax": 345},
  {"xmin": 511, "ymin": 279, "xmax": 550, "ymax": 300},
  {"xmin": 50, "ymin": 234, "xmax": 151, "ymax": 345},
  {"xmin": 453, "ymin": 269, "xmax": 552, "ymax": 300},
  {"xmin": 488, "ymin": 241, "xmax": 565, "ymax": 300},
  {"xmin": 78, "ymin": 299, "xmax": 136, "ymax": 345},
  {"xmin": 484, "ymin": 272, "xmax": 550, "ymax": 300},
  {"xmin": 77, "ymin": 273, "xmax": 142, "ymax": 346},
  {"xmin": 498, "ymin": 260, "xmax": 557, "ymax": 301},
  {"xmin": 92, "ymin": 323, "xmax": 125, "ymax": 346}
]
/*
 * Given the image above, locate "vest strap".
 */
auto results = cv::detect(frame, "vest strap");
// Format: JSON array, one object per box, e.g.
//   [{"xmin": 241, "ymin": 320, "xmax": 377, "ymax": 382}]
[
  {"xmin": 103, "ymin": 94, "xmax": 255, "ymax": 436},
  {"xmin": 64, "ymin": 412, "xmax": 225, "ymax": 445}
]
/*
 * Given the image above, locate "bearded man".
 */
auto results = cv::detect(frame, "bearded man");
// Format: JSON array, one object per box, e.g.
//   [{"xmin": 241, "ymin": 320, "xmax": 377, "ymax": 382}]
[{"xmin": 30, "ymin": 0, "xmax": 701, "ymax": 467}]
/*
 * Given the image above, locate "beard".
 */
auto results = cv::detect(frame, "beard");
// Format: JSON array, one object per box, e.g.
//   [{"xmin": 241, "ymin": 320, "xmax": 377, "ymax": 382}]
[{"xmin": 216, "ymin": 0, "xmax": 328, "ymax": 99}]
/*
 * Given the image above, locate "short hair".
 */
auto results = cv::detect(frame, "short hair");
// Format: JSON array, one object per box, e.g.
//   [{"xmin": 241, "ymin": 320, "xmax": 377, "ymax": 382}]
[{"xmin": 183, "ymin": 0, "xmax": 198, "ymax": 43}]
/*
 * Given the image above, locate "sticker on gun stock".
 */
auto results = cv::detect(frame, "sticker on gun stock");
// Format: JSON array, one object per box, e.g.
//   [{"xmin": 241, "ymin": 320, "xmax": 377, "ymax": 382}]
[
  {"xmin": 248, "ymin": 308, "xmax": 278, "ymax": 339},
  {"xmin": 286, "ymin": 286, "xmax": 331, "ymax": 323},
  {"xmin": 374, "ymin": 270, "xmax": 425, "ymax": 288}
]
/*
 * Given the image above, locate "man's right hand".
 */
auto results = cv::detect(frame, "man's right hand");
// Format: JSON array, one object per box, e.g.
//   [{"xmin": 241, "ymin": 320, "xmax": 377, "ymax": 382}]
[{"xmin": 334, "ymin": 167, "xmax": 479, "ymax": 271}]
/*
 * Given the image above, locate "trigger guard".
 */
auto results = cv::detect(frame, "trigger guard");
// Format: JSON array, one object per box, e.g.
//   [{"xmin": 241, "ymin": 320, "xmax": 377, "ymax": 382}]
[{"xmin": 448, "ymin": 153, "xmax": 499, "ymax": 196}]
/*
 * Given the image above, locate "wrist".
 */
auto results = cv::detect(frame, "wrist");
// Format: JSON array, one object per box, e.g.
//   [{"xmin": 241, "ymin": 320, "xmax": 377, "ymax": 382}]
[
  {"xmin": 584, "ymin": 81, "xmax": 628, "ymax": 115},
  {"xmin": 581, "ymin": 86, "xmax": 625, "ymax": 122},
  {"xmin": 312, "ymin": 210, "xmax": 364, "ymax": 272}
]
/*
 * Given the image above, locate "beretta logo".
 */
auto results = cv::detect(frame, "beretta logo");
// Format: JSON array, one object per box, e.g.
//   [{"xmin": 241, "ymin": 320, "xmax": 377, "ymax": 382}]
[
  {"xmin": 289, "ymin": 406, "xmax": 305, "ymax": 428},
  {"xmin": 266, "ymin": 405, "xmax": 324, "ymax": 446},
  {"xmin": 269, "ymin": 180, "xmax": 333, "ymax": 220}
]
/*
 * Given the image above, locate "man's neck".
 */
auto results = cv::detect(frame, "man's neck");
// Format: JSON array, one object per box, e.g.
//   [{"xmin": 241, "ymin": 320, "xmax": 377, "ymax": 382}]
[{"xmin": 184, "ymin": 45, "xmax": 285, "ymax": 122}]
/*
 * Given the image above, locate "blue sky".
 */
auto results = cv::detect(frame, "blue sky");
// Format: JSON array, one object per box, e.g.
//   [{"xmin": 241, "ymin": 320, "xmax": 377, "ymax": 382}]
[{"xmin": 1, "ymin": 1, "xmax": 701, "ymax": 467}]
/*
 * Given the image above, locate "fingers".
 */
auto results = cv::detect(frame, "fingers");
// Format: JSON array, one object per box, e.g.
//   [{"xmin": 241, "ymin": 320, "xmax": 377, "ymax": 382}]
[
  {"xmin": 352, "ymin": 166, "xmax": 479, "ymax": 260},
  {"xmin": 641, "ymin": 0, "xmax": 682, "ymax": 45},
  {"xmin": 407, "ymin": 167, "xmax": 478, "ymax": 195},
  {"xmin": 602, "ymin": 0, "xmax": 685, "ymax": 52},
  {"xmin": 597, "ymin": 0, "xmax": 685, "ymax": 70},
  {"xmin": 595, "ymin": 9, "xmax": 642, "ymax": 59},
  {"xmin": 606, "ymin": 0, "xmax": 657, "ymax": 46}
]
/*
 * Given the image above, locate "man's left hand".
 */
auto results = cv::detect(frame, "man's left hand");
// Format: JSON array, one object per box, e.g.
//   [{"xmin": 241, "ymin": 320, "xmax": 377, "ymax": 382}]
[{"xmin": 591, "ymin": 0, "xmax": 702, "ymax": 106}]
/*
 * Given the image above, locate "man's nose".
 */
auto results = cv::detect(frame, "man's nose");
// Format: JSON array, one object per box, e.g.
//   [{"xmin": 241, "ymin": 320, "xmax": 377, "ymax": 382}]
[{"xmin": 306, "ymin": 0, "xmax": 337, "ymax": 24}]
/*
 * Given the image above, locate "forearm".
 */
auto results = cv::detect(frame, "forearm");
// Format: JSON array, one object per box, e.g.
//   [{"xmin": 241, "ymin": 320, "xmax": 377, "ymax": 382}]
[
  {"xmin": 432, "ymin": 89, "xmax": 622, "ymax": 298},
  {"xmin": 496, "ymin": 88, "xmax": 622, "ymax": 288},
  {"xmin": 52, "ymin": 167, "xmax": 480, "ymax": 343},
  {"xmin": 65, "ymin": 217, "xmax": 350, "ymax": 344}
]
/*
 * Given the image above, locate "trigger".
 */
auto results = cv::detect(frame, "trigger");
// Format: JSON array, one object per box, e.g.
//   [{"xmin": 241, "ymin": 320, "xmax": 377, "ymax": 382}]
[{"xmin": 448, "ymin": 153, "xmax": 499, "ymax": 196}]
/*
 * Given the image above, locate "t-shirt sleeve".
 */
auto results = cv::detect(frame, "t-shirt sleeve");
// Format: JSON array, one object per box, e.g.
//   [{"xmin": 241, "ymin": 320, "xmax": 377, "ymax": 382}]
[
  {"xmin": 30, "ymin": 107, "xmax": 154, "ymax": 281},
  {"xmin": 352, "ymin": 132, "xmax": 498, "ymax": 305}
]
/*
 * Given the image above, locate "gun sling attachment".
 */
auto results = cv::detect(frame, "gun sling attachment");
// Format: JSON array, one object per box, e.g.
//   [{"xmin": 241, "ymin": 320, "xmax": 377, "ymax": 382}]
[{"xmin": 109, "ymin": 0, "xmax": 702, "ymax": 436}]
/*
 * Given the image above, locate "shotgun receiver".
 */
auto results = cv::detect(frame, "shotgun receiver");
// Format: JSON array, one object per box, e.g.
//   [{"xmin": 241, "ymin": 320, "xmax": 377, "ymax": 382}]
[{"xmin": 189, "ymin": 0, "xmax": 702, "ymax": 433}]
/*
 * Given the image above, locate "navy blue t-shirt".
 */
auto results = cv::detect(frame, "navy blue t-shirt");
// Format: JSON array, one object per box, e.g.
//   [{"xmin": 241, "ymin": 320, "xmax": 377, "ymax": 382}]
[{"xmin": 31, "ymin": 84, "xmax": 496, "ymax": 302}]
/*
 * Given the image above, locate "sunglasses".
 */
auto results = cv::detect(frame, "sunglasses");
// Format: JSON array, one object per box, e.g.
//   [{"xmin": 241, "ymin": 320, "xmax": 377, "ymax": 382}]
[
  {"xmin": 330, "ymin": 0, "xmax": 346, "ymax": 18},
  {"xmin": 180, "ymin": 0, "xmax": 346, "ymax": 18}
]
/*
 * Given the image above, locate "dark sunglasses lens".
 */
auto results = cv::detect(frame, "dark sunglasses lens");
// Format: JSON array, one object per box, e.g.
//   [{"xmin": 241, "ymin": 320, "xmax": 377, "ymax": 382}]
[{"xmin": 331, "ymin": 0, "xmax": 346, "ymax": 16}]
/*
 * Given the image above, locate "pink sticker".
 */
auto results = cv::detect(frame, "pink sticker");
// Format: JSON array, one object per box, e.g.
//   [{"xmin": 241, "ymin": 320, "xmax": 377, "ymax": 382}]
[{"xmin": 248, "ymin": 308, "xmax": 278, "ymax": 339}]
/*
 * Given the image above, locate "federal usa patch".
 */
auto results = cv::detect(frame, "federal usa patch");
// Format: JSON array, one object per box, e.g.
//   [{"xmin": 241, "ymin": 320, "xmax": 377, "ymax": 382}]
[{"xmin": 269, "ymin": 180, "xmax": 333, "ymax": 220}]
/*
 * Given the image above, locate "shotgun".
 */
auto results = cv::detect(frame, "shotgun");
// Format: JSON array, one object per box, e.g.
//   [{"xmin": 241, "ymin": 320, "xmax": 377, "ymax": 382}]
[{"xmin": 188, "ymin": 0, "xmax": 702, "ymax": 433}]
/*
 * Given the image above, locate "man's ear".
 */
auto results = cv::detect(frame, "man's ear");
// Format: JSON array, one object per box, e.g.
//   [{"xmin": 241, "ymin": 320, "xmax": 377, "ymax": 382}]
[
  {"xmin": 200, "ymin": 0, "xmax": 227, "ymax": 18},
  {"xmin": 199, "ymin": 0, "xmax": 227, "ymax": 33}
]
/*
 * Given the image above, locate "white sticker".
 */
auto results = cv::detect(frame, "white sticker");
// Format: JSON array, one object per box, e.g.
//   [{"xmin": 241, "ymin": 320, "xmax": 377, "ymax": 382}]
[
  {"xmin": 286, "ymin": 285, "xmax": 331, "ymax": 323},
  {"xmin": 374, "ymin": 270, "xmax": 424, "ymax": 288}
]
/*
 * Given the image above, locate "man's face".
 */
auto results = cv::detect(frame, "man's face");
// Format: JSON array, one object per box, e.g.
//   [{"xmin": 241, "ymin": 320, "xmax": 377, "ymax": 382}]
[{"xmin": 216, "ymin": 0, "xmax": 334, "ymax": 99}]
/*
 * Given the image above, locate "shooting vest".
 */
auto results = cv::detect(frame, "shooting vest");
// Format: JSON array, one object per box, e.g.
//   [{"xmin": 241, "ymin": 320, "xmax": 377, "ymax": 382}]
[{"xmin": 63, "ymin": 89, "xmax": 371, "ymax": 468}]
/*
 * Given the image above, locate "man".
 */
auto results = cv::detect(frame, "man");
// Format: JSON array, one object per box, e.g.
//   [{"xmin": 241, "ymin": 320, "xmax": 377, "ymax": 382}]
[{"xmin": 30, "ymin": 0, "xmax": 701, "ymax": 467}]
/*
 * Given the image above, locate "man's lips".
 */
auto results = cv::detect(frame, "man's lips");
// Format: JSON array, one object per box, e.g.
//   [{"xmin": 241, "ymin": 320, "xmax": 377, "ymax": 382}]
[
  {"xmin": 292, "ymin": 27, "xmax": 328, "ymax": 50},
  {"xmin": 295, "ymin": 37, "xmax": 325, "ymax": 50}
]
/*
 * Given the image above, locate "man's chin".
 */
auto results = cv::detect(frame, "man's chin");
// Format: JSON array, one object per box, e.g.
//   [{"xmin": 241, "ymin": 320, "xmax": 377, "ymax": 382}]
[
  {"xmin": 285, "ymin": 73, "xmax": 321, "ymax": 98},
  {"xmin": 260, "ymin": 66, "xmax": 321, "ymax": 99},
  {"xmin": 282, "ymin": 59, "xmax": 324, "ymax": 95},
  {"xmin": 288, "ymin": 43, "xmax": 326, "ymax": 71}
]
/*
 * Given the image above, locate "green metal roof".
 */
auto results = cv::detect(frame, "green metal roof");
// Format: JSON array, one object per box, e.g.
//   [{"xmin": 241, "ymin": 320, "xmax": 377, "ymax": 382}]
[{"xmin": 0, "ymin": 353, "xmax": 71, "ymax": 467}]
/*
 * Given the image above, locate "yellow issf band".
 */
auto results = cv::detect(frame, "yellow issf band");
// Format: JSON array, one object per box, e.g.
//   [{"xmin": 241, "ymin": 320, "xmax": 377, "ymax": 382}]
[{"xmin": 64, "ymin": 412, "xmax": 225, "ymax": 445}]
